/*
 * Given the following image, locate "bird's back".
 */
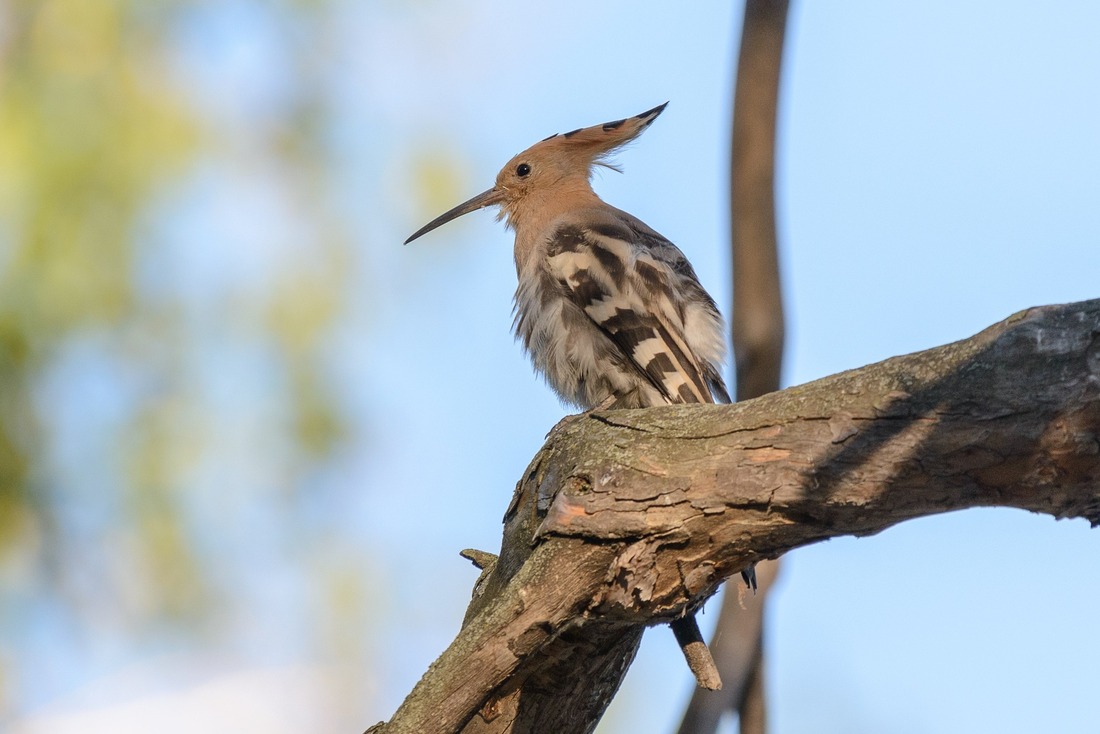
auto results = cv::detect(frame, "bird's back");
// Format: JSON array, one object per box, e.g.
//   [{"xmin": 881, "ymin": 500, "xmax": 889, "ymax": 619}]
[{"xmin": 513, "ymin": 206, "xmax": 729, "ymax": 410}]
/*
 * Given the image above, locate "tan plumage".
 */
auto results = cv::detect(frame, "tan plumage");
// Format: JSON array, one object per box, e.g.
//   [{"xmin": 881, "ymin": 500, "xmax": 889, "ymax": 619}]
[{"xmin": 406, "ymin": 103, "xmax": 730, "ymax": 412}]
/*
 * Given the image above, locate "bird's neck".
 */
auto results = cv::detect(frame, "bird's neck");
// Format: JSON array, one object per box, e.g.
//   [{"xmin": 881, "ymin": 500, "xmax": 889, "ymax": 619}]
[{"xmin": 508, "ymin": 181, "xmax": 602, "ymax": 273}]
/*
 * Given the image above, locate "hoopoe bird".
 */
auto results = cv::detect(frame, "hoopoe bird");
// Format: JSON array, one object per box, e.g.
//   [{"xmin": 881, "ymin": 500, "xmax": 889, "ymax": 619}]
[{"xmin": 406, "ymin": 103, "xmax": 752, "ymax": 689}]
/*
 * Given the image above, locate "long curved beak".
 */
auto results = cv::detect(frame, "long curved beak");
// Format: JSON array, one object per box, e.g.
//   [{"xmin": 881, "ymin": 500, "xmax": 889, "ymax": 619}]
[{"xmin": 404, "ymin": 188, "xmax": 503, "ymax": 244}]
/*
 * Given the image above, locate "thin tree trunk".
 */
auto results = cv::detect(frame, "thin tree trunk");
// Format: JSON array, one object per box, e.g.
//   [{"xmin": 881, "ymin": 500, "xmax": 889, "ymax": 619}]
[{"xmin": 730, "ymin": 0, "xmax": 787, "ymax": 403}]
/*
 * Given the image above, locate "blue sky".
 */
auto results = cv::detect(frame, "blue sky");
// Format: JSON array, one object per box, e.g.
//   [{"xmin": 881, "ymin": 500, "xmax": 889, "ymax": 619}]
[{"xmin": 11, "ymin": 2, "xmax": 1100, "ymax": 732}]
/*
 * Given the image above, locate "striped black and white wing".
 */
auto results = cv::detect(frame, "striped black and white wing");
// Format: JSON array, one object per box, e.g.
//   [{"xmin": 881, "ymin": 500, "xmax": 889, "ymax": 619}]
[{"xmin": 544, "ymin": 219, "xmax": 729, "ymax": 408}]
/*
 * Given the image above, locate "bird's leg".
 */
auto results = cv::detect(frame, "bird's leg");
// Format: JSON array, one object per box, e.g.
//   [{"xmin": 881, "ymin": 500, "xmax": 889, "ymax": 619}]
[
  {"xmin": 670, "ymin": 614, "xmax": 722, "ymax": 690},
  {"xmin": 590, "ymin": 394, "xmax": 619, "ymax": 411}
]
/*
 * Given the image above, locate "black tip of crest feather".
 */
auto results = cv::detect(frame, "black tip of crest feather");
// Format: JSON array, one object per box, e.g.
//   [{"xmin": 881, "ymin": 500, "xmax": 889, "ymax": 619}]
[{"xmin": 637, "ymin": 101, "xmax": 669, "ymax": 121}]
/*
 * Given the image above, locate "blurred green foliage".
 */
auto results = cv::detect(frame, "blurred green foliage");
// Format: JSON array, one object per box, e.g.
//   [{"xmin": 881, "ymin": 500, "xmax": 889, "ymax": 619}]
[
  {"xmin": 0, "ymin": 0, "xmax": 197, "ymax": 543},
  {"xmin": 0, "ymin": 0, "xmax": 364, "ymax": 711}
]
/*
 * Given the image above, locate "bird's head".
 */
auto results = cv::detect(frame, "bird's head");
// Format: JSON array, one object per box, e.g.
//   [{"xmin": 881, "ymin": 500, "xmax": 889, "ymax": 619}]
[{"xmin": 404, "ymin": 102, "xmax": 667, "ymax": 244}]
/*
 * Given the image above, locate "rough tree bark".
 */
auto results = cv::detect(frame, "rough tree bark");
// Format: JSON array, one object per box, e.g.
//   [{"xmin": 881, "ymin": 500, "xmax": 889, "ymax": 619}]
[{"xmin": 369, "ymin": 299, "xmax": 1100, "ymax": 734}]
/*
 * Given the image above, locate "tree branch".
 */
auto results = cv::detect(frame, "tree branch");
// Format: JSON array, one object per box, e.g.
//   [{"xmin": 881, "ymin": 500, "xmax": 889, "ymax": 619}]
[{"xmin": 372, "ymin": 299, "xmax": 1100, "ymax": 734}]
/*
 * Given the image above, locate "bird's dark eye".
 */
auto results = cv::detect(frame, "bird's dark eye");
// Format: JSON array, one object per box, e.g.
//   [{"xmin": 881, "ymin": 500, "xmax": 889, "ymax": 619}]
[{"xmin": 516, "ymin": 163, "xmax": 531, "ymax": 177}]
